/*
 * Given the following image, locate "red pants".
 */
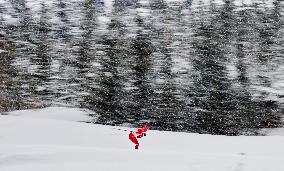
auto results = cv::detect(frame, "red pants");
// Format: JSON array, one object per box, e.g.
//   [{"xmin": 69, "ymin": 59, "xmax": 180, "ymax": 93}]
[{"xmin": 129, "ymin": 132, "xmax": 139, "ymax": 149}]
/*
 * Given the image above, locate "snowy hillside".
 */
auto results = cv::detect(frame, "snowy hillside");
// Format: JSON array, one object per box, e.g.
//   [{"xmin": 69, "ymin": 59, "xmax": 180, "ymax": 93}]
[{"xmin": 1, "ymin": 107, "xmax": 284, "ymax": 171}]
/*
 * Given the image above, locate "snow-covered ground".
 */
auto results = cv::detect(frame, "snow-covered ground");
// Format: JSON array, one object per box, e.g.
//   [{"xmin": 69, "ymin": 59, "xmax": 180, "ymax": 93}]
[{"xmin": 1, "ymin": 107, "xmax": 284, "ymax": 171}]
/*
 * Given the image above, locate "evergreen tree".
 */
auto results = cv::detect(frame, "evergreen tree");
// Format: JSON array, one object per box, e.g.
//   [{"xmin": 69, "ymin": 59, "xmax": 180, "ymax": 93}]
[
  {"xmin": 0, "ymin": 30, "xmax": 23, "ymax": 111},
  {"xmin": 190, "ymin": 19, "xmax": 238, "ymax": 135},
  {"xmin": 252, "ymin": 0, "xmax": 282, "ymax": 128},
  {"xmin": 87, "ymin": 15, "xmax": 129, "ymax": 125},
  {"xmin": 146, "ymin": 0, "xmax": 186, "ymax": 131},
  {"xmin": 51, "ymin": 0, "xmax": 73, "ymax": 104},
  {"xmin": 74, "ymin": 0, "xmax": 98, "ymax": 106},
  {"xmin": 30, "ymin": 3, "xmax": 53, "ymax": 105},
  {"xmin": 7, "ymin": 0, "xmax": 42, "ymax": 107},
  {"xmin": 128, "ymin": 16, "xmax": 155, "ymax": 124},
  {"xmin": 1, "ymin": 3, "xmax": 25, "ymax": 111}
]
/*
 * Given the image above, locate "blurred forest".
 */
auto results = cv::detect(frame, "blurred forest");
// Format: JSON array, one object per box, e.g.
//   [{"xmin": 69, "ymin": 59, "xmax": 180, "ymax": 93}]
[{"xmin": 0, "ymin": 0, "xmax": 283, "ymax": 135}]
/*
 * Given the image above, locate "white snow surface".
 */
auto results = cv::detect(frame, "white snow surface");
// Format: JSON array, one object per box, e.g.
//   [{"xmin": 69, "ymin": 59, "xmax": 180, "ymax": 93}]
[
  {"xmin": 1, "ymin": 107, "xmax": 284, "ymax": 171},
  {"xmin": 6, "ymin": 107, "xmax": 92, "ymax": 122}
]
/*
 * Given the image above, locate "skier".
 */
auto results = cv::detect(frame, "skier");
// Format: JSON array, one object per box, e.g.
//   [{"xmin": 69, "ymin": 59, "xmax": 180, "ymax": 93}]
[{"xmin": 129, "ymin": 125, "xmax": 149, "ymax": 149}]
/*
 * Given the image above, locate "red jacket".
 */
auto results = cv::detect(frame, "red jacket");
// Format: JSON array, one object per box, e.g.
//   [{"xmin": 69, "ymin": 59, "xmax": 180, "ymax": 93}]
[{"xmin": 136, "ymin": 125, "xmax": 149, "ymax": 138}]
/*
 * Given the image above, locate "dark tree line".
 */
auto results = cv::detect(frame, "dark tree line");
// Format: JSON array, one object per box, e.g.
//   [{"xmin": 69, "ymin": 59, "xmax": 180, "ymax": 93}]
[{"xmin": 0, "ymin": 0, "xmax": 283, "ymax": 135}]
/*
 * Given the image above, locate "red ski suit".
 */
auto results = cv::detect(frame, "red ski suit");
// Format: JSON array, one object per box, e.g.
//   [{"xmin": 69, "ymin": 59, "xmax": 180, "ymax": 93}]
[{"xmin": 129, "ymin": 125, "xmax": 149, "ymax": 149}]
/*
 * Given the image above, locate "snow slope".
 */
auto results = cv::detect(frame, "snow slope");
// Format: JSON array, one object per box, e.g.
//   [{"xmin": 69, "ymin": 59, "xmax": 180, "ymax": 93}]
[
  {"xmin": 5, "ymin": 107, "xmax": 93, "ymax": 122},
  {"xmin": 1, "ymin": 107, "xmax": 284, "ymax": 171}
]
